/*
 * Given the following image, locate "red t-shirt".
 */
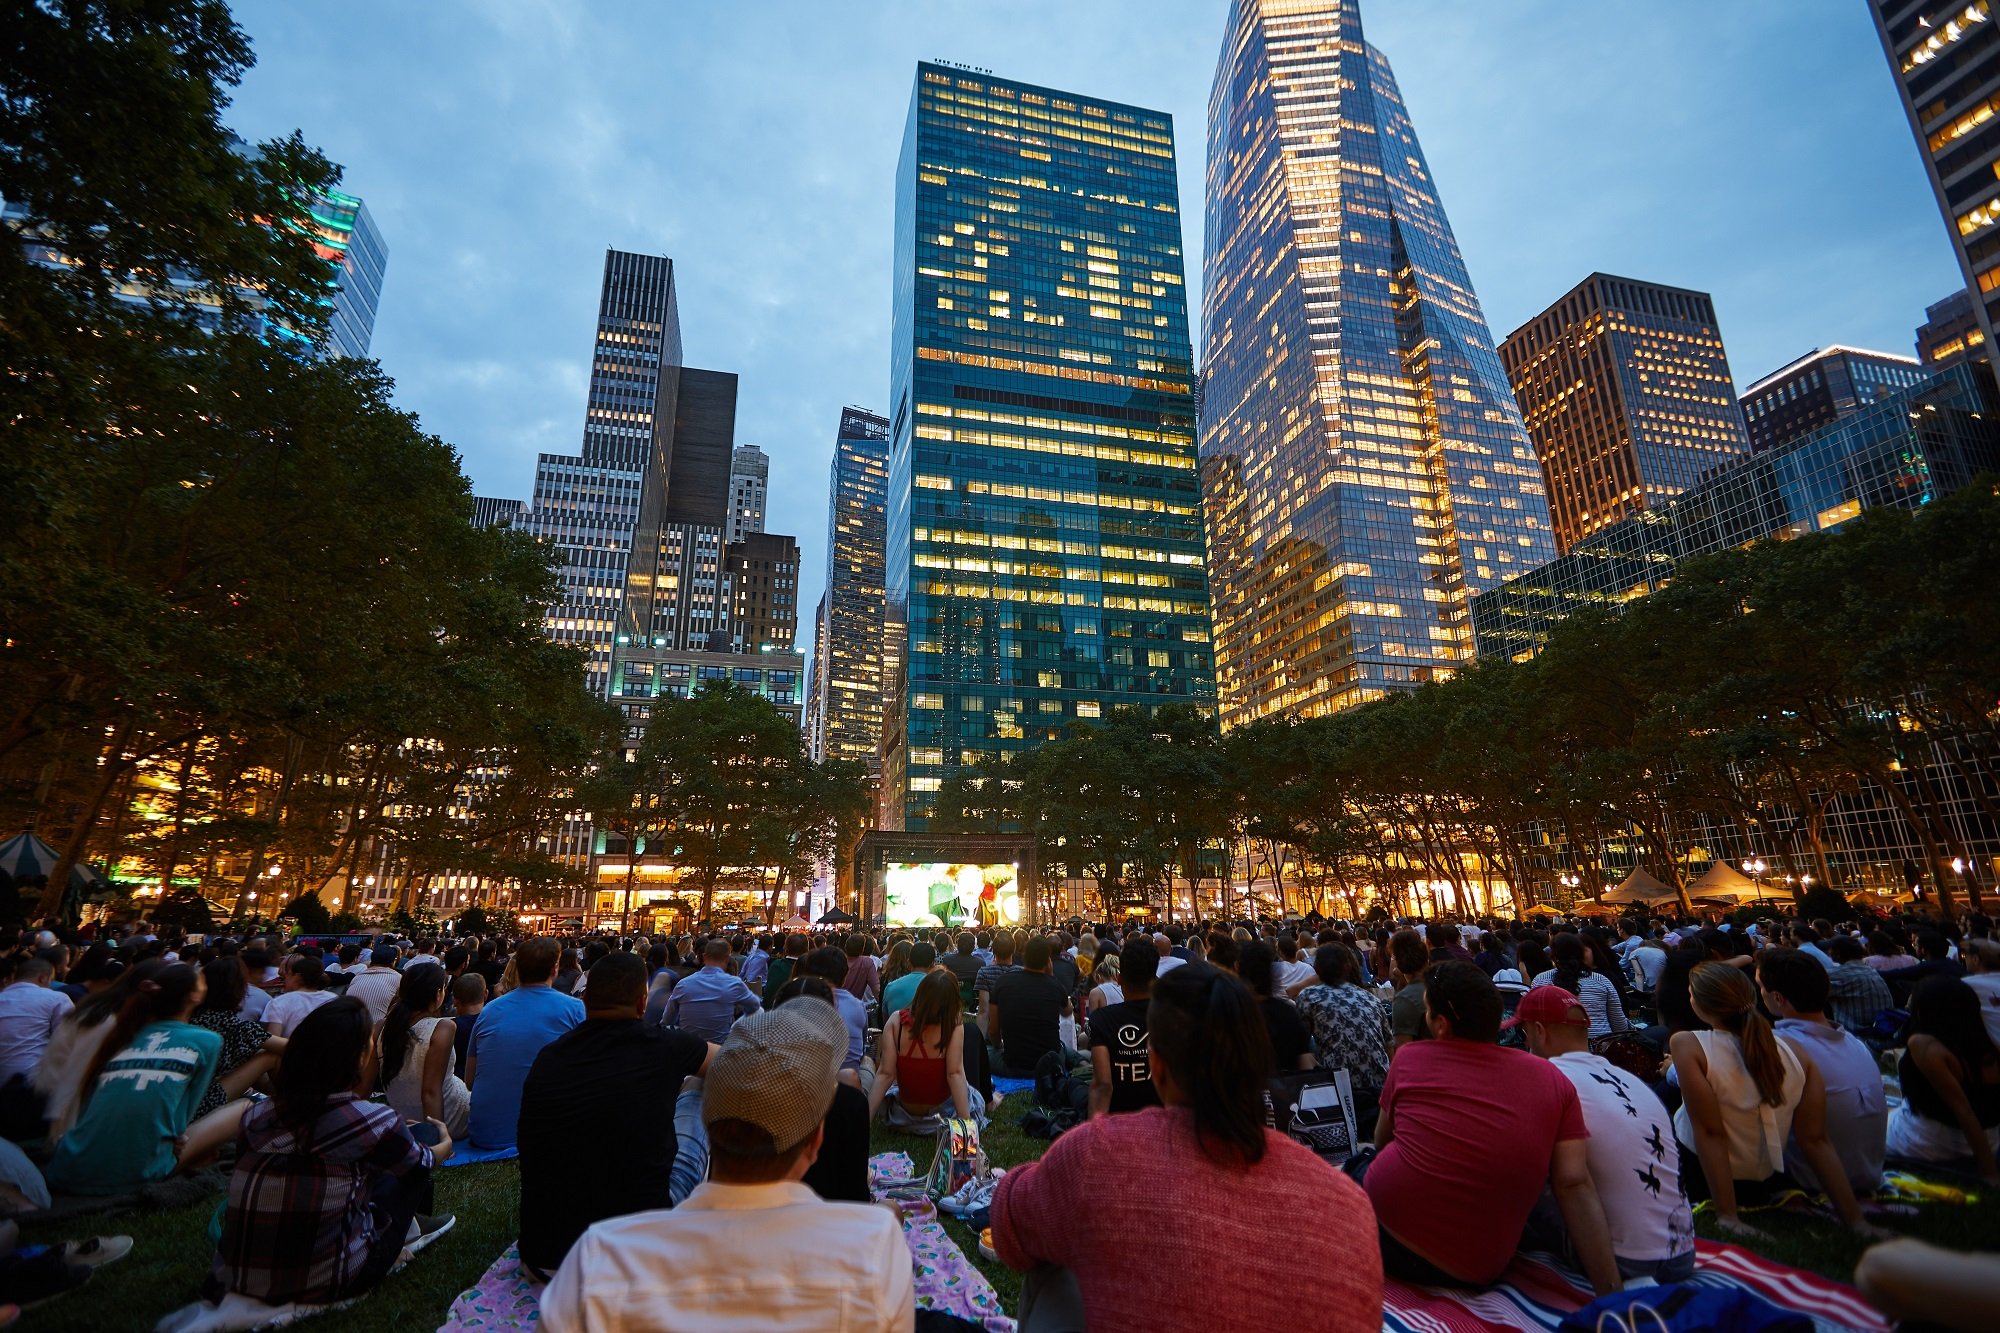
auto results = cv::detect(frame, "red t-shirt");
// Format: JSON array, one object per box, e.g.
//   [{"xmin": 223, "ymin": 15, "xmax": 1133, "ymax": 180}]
[
  {"xmin": 1368, "ymin": 1038, "xmax": 1588, "ymax": 1283},
  {"xmin": 993, "ymin": 1106, "xmax": 1381, "ymax": 1333}
]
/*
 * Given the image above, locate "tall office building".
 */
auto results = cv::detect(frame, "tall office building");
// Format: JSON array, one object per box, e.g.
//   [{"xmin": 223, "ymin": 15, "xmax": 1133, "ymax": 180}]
[
  {"xmin": 1871, "ymin": 1, "xmax": 2000, "ymax": 389},
  {"xmin": 884, "ymin": 62, "xmax": 1215, "ymax": 829},
  {"xmin": 726, "ymin": 444, "xmax": 769, "ymax": 542},
  {"xmin": 470, "ymin": 495, "xmax": 525, "ymax": 529},
  {"xmin": 1738, "ymin": 345, "xmax": 1927, "ymax": 454},
  {"xmin": 1917, "ymin": 287, "xmax": 1989, "ymax": 368},
  {"xmin": 4, "ymin": 180, "xmax": 386, "ymax": 359},
  {"xmin": 1200, "ymin": 0, "xmax": 1556, "ymax": 728},
  {"xmin": 1499, "ymin": 275, "xmax": 1750, "ymax": 554},
  {"xmin": 809, "ymin": 407, "xmax": 891, "ymax": 770}
]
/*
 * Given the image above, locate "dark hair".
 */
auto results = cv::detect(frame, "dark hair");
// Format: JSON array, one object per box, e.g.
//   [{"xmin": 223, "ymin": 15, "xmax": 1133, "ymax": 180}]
[
  {"xmin": 1516, "ymin": 937, "xmax": 1551, "ymax": 980},
  {"xmin": 1312, "ymin": 943, "xmax": 1360, "ymax": 988},
  {"xmin": 450, "ymin": 971, "xmax": 487, "ymax": 1008},
  {"xmin": 198, "ymin": 957, "xmax": 248, "ymax": 1015},
  {"xmin": 1909, "ymin": 976, "xmax": 1998, "ymax": 1078},
  {"xmin": 515, "ymin": 937, "xmax": 559, "ymax": 984},
  {"xmin": 370, "ymin": 942, "xmax": 400, "ymax": 970},
  {"xmin": 1424, "ymin": 961, "xmax": 1502, "ymax": 1043},
  {"xmin": 909, "ymin": 941, "xmax": 937, "ymax": 971},
  {"xmin": 274, "ymin": 998, "xmax": 374, "ymax": 1128},
  {"xmin": 1022, "ymin": 935, "xmax": 1052, "ymax": 971},
  {"xmin": 1756, "ymin": 947, "xmax": 1830, "ymax": 1015},
  {"xmin": 443, "ymin": 946, "xmax": 470, "ymax": 974},
  {"xmin": 585, "ymin": 952, "xmax": 647, "ymax": 1011},
  {"xmin": 1689, "ymin": 963, "xmax": 1788, "ymax": 1106},
  {"xmin": 337, "ymin": 943, "xmax": 362, "ymax": 966},
  {"xmin": 908, "ymin": 967, "xmax": 961, "ymax": 1041},
  {"xmin": 803, "ymin": 946, "xmax": 849, "ymax": 986},
  {"xmin": 1389, "ymin": 928, "xmax": 1428, "ymax": 978},
  {"xmin": 1118, "ymin": 935, "xmax": 1158, "ymax": 991},
  {"xmin": 1145, "ymin": 963, "xmax": 1269, "ymax": 1167},
  {"xmin": 708, "ymin": 1116, "xmax": 818, "ymax": 1180},
  {"xmin": 776, "ymin": 975, "xmax": 835, "ymax": 1007},
  {"xmin": 1551, "ymin": 932, "xmax": 1589, "ymax": 997},
  {"xmin": 1826, "ymin": 934, "xmax": 1864, "ymax": 964},
  {"xmin": 1237, "ymin": 940, "xmax": 1277, "ymax": 997},
  {"xmin": 287, "ymin": 954, "xmax": 326, "ymax": 989},
  {"xmin": 1205, "ymin": 932, "xmax": 1240, "ymax": 972},
  {"xmin": 78, "ymin": 959, "xmax": 202, "ymax": 1114},
  {"xmin": 380, "ymin": 963, "xmax": 448, "ymax": 1084}
]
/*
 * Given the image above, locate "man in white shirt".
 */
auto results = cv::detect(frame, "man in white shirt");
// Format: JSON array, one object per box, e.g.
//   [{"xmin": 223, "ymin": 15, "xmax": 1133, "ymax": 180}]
[
  {"xmin": 1152, "ymin": 934, "xmax": 1185, "ymax": 975},
  {"xmin": 0, "ymin": 956, "xmax": 72, "ymax": 1084},
  {"xmin": 263, "ymin": 955, "xmax": 337, "ymax": 1037},
  {"xmin": 541, "ymin": 1000, "xmax": 913, "ymax": 1332},
  {"xmin": 344, "ymin": 942, "xmax": 405, "ymax": 1026},
  {"xmin": 1512, "ymin": 986, "xmax": 1696, "ymax": 1285},
  {"xmin": 1960, "ymin": 938, "xmax": 2000, "ymax": 1049}
]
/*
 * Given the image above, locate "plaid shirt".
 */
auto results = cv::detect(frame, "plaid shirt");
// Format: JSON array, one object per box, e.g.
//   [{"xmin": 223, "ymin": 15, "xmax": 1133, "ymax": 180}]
[
  {"xmin": 213, "ymin": 1092, "xmax": 433, "ymax": 1304},
  {"xmin": 1828, "ymin": 962, "xmax": 1894, "ymax": 1035}
]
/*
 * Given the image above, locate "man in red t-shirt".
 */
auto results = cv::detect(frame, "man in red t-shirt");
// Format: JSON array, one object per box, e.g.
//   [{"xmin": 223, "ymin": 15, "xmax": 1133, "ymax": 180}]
[{"xmin": 1355, "ymin": 961, "xmax": 1618, "ymax": 1294}]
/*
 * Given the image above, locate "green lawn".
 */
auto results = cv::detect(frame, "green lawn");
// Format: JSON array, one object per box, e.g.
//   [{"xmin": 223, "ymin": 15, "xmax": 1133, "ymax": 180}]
[{"xmin": 14, "ymin": 1090, "xmax": 2000, "ymax": 1332}]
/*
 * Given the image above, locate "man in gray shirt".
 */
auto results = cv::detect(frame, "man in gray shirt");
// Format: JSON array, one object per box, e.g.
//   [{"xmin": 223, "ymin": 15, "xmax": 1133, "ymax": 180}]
[{"xmin": 1757, "ymin": 948, "xmax": 1885, "ymax": 1200}]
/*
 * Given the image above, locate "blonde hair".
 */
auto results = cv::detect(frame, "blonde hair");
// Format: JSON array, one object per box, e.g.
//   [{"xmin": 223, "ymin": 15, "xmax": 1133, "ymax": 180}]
[{"xmin": 1691, "ymin": 961, "xmax": 1787, "ymax": 1106}]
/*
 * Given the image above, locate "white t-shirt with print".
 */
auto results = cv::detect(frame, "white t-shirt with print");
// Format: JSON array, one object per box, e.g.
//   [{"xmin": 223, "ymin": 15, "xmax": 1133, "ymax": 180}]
[
  {"xmin": 263, "ymin": 988, "xmax": 336, "ymax": 1037},
  {"xmin": 1549, "ymin": 1050, "xmax": 1693, "ymax": 1264}
]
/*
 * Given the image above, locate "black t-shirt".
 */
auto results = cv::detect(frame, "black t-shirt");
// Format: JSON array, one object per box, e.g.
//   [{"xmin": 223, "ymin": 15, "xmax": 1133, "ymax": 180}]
[
  {"xmin": 943, "ymin": 951, "xmax": 982, "ymax": 989},
  {"xmin": 1086, "ymin": 998, "xmax": 1160, "ymax": 1115},
  {"xmin": 802, "ymin": 1082, "xmax": 870, "ymax": 1203},
  {"xmin": 1051, "ymin": 955, "xmax": 1080, "ymax": 998},
  {"xmin": 1261, "ymin": 996, "xmax": 1311, "ymax": 1072},
  {"xmin": 516, "ymin": 1018, "xmax": 709, "ymax": 1273},
  {"xmin": 992, "ymin": 969, "xmax": 1068, "ymax": 1074}
]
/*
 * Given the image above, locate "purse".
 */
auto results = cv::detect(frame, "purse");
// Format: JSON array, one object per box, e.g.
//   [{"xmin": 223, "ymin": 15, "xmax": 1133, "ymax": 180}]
[{"xmin": 923, "ymin": 1116, "xmax": 987, "ymax": 1201}]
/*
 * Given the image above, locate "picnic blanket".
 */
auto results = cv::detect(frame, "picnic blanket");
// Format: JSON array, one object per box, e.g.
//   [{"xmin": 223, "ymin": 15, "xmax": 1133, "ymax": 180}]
[
  {"xmin": 991, "ymin": 1076, "xmax": 1034, "ymax": 1097},
  {"xmin": 437, "ymin": 1244, "xmax": 542, "ymax": 1332},
  {"xmin": 870, "ymin": 1151, "xmax": 1014, "ymax": 1333},
  {"xmin": 1380, "ymin": 1240, "xmax": 1887, "ymax": 1333},
  {"xmin": 437, "ymin": 1144, "xmax": 519, "ymax": 1168}
]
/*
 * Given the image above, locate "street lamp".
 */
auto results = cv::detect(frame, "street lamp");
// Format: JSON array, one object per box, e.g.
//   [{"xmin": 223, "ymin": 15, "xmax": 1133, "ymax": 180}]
[{"xmin": 1743, "ymin": 858, "xmax": 1768, "ymax": 902}]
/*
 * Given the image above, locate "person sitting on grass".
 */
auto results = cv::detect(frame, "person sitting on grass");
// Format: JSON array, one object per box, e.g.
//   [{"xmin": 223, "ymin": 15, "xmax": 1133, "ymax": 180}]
[
  {"xmin": 379, "ymin": 963, "xmax": 470, "ymax": 1140},
  {"xmin": 1356, "ymin": 961, "xmax": 1619, "ymax": 1295},
  {"xmin": 1885, "ymin": 976, "xmax": 2000, "ymax": 1184},
  {"xmin": 1825, "ymin": 934, "xmax": 1895, "ymax": 1037},
  {"xmin": 539, "ymin": 999, "xmax": 911, "ymax": 1332},
  {"xmin": 867, "ymin": 967, "xmax": 980, "ymax": 1132},
  {"xmin": 189, "ymin": 959, "xmax": 286, "ymax": 1122},
  {"xmin": 1755, "ymin": 947, "xmax": 1885, "ymax": 1201},
  {"xmin": 990, "ymin": 962, "xmax": 1381, "ymax": 1333},
  {"xmin": 262, "ymin": 954, "xmax": 335, "ymax": 1039},
  {"xmin": 990, "ymin": 935, "xmax": 1072, "ymax": 1078},
  {"xmin": 1669, "ymin": 962, "xmax": 1883, "ymax": 1241},
  {"xmin": 1087, "ymin": 935, "xmax": 1160, "ymax": 1118},
  {"xmin": 776, "ymin": 978, "xmax": 871, "ymax": 1204},
  {"xmin": 206, "ymin": 998, "xmax": 453, "ymax": 1309},
  {"xmin": 43, "ymin": 959, "xmax": 244, "ymax": 1197},
  {"xmin": 465, "ymin": 938, "xmax": 583, "ymax": 1155}
]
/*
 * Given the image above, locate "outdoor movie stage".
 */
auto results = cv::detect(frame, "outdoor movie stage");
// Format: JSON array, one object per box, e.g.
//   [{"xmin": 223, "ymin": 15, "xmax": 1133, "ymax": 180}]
[{"xmin": 852, "ymin": 831, "xmax": 1039, "ymax": 929}]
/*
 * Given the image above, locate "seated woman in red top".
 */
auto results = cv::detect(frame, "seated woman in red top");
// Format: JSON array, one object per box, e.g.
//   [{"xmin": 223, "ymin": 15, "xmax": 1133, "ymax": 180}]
[
  {"xmin": 990, "ymin": 962, "xmax": 1380, "ymax": 1333},
  {"xmin": 866, "ymin": 968, "xmax": 978, "ymax": 1130},
  {"xmin": 1353, "ymin": 961, "xmax": 1620, "ymax": 1296}
]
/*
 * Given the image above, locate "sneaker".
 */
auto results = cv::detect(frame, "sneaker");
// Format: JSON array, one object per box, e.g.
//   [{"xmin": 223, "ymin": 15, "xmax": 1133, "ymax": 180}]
[
  {"xmin": 59, "ymin": 1237, "xmax": 132, "ymax": 1269},
  {"xmin": 937, "ymin": 1178, "xmax": 985, "ymax": 1216},
  {"xmin": 403, "ymin": 1213, "xmax": 456, "ymax": 1257}
]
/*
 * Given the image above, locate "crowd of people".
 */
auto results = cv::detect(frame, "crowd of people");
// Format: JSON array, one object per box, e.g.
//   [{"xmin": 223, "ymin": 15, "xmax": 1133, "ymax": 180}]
[{"xmin": 0, "ymin": 903, "xmax": 1991, "ymax": 1329}]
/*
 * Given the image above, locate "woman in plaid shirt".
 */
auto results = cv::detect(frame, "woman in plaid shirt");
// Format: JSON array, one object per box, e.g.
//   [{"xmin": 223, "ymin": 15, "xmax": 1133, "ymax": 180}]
[{"xmin": 207, "ymin": 998, "xmax": 455, "ymax": 1306}]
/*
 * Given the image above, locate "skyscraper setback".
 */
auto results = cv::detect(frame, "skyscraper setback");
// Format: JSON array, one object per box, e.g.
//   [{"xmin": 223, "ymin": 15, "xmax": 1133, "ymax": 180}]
[
  {"xmin": 808, "ymin": 407, "xmax": 891, "ymax": 771},
  {"xmin": 883, "ymin": 61, "xmax": 1215, "ymax": 829},
  {"xmin": 1499, "ymin": 274, "xmax": 1750, "ymax": 553},
  {"xmin": 1199, "ymin": 0, "xmax": 1556, "ymax": 728}
]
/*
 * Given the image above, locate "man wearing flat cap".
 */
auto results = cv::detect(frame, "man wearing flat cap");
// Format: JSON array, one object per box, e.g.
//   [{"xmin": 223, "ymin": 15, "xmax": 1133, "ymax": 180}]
[{"xmin": 540, "ymin": 999, "xmax": 914, "ymax": 1331}]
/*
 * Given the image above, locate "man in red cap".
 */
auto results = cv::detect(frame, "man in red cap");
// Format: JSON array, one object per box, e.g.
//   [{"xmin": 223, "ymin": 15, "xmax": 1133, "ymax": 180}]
[{"xmin": 1511, "ymin": 986, "xmax": 1696, "ymax": 1284}]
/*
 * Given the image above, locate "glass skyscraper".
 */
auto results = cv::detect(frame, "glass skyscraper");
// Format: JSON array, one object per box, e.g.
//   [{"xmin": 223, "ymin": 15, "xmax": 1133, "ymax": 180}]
[
  {"xmin": 884, "ymin": 61, "xmax": 1215, "ymax": 829},
  {"xmin": 1200, "ymin": 0, "xmax": 1556, "ymax": 728},
  {"xmin": 809, "ymin": 406, "xmax": 891, "ymax": 770}
]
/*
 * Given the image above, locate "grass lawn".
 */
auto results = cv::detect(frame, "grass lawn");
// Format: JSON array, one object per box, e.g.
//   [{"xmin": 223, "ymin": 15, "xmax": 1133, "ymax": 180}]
[{"xmin": 15, "ymin": 1089, "xmax": 1999, "ymax": 1332}]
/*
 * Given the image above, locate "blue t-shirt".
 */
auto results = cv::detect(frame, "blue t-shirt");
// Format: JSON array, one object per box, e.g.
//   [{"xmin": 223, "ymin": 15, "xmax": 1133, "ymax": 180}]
[
  {"xmin": 44, "ymin": 1020, "xmax": 221, "ymax": 1195},
  {"xmin": 467, "ymin": 986, "xmax": 584, "ymax": 1151}
]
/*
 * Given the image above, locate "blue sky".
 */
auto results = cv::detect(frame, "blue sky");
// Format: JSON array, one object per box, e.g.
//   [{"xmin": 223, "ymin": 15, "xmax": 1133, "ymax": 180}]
[{"xmin": 226, "ymin": 0, "xmax": 1960, "ymax": 618}]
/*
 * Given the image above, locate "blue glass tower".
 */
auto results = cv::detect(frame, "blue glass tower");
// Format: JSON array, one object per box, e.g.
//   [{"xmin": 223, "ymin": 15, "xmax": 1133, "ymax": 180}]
[
  {"xmin": 1201, "ymin": 0, "xmax": 1557, "ymax": 727},
  {"xmin": 884, "ymin": 62, "xmax": 1215, "ymax": 829}
]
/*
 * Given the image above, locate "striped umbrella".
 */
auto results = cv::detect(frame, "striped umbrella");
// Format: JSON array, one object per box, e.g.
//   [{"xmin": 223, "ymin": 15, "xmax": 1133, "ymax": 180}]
[{"xmin": 0, "ymin": 832, "xmax": 114, "ymax": 893}]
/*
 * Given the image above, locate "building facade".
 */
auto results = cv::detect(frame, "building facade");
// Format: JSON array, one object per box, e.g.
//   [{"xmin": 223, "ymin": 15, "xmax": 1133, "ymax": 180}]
[
  {"xmin": 809, "ymin": 407, "xmax": 892, "ymax": 770},
  {"xmin": 1871, "ymin": 0, "xmax": 2000, "ymax": 390},
  {"xmin": 1199, "ymin": 0, "xmax": 1557, "ymax": 728},
  {"xmin": 1917, "ymin": 287, "xmax": 1989, "ymax": 368},
  {"xmin": 1471, "ymin": 363, "xmax": 2000, "ymax": 660},
  {"xmin": 727, "ymin": 444, "xmax": 769, "ymax": 543},
  {"xmin": 884, "ymin": 61, "xmax": 1216, "ymax": 829},
  {"xmin": 1738, "ymin": 345, "xmax": 1927, "ymax": 454},
  {"xmin": 1499, "ymin": 274, "xmax": 1750, "ymax": 554}
]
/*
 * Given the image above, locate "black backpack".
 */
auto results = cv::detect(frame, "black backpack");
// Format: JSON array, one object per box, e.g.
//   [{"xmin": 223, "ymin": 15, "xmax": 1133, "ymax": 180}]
[{"xmin": 1025, "ymin": 1048, "xmax": 1088, "ymax": 1137}]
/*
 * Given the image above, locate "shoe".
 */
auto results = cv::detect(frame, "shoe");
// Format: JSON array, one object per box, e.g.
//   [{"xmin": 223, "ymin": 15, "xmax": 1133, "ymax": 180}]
[
  {"xmin": 977, "ymin": 1228, "xmax": 997, "ymax": 1263},
  {"xmin": 60, "ymin": 1236, "xmax": 132, "ymax": 1268},
  {"xmin": 403, "ymin": 1213, "xmax": 456, "ymax": 1257},
  {"xmin": 937, "ymin": 1178, "xmax": 985, "ymax": 1215}
]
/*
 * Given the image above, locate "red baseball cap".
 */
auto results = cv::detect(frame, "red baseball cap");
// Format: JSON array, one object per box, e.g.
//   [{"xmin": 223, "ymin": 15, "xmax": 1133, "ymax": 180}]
[{"xmin": 1502, "ymin": 985, "xmax": 1589, "ymax": 1030}]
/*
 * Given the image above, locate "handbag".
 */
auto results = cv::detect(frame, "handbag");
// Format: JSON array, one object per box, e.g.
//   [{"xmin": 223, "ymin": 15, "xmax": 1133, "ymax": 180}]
[
  {"xmin": 923, "ymin": 1116, "xmax": 987, "ymax": 1202},
  {"xmin": 1266, "ymin": 1067, "xmax": 1361, "ymax": 1163}
]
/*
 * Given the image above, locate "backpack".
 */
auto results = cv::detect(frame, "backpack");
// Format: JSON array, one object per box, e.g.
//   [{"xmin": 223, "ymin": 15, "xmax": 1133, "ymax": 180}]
[{"xmin": 1024, "ymin": 1048, "xmax": 1089, "ymax": 1137}]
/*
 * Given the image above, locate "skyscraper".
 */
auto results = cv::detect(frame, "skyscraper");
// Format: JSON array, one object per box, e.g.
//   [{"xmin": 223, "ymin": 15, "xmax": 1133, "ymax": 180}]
[
  {"xmin": 1870, "ymin": 1, "xmax": 2000, "ymax": 390},
  {"xmin": 1499, "ymin": 275, "xmax": 1749, "ymax": 554},
  {"xmin": 1916, "ymin": 287, "xmax": 1989, "ymax": 369},
  {"xmin": 1738, "ymin": 345, "xmax": 1927, "ymax": 454},
  {"xmin": 726, "ymin": 444, "xmax": 769, "ymax": 543},
  {"xmin": 1200, "ymin": 0, "xmax": 1556, "ymax": 728},
  {"xmin": 810, "ymin": 407, "xmax": 891, "ymax": 770},
  {"xmin": 884, "ymin": 62, "xmax": 1215, "ymax": 829}
]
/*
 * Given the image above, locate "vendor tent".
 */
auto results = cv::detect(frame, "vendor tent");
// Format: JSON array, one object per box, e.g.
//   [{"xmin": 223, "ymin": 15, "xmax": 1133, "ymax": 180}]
[
  {"xmin": 816, "ymin": 906, "xmax": 856, "ymax": 925},
  {"xmin": 780, "ymin": 914, "xmax": 812, "ymax": 931},
  {"xmin": 1687, "ymin": 860, "xmax": 1763, "ymax": 902},
  {"xmin": 1602, "ymin": 868, "xmax": 1679, "ymax": 905}
]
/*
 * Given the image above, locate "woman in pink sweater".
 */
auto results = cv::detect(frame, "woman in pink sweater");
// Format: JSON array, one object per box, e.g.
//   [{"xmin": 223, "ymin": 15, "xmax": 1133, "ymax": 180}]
[{"xmin": 989, "ymin": 962, "xmax": 1381, "ymax": 1333}]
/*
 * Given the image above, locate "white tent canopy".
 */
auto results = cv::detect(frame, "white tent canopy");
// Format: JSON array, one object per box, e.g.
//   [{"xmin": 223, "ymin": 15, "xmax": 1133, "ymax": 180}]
[
  {"xmin": 1688, "ymin": 860, "xmax": 1763, "ymax": 901},
  {"xmin": 1601, "ymin": 867, "xmax": 1680, "ymax": 905}
]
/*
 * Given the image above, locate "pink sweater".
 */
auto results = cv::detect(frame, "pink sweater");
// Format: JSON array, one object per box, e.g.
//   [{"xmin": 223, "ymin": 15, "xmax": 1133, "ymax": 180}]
[{"xmin": 990, "ymin": 1106, "xmax": 1381, "ymax": 1333}]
